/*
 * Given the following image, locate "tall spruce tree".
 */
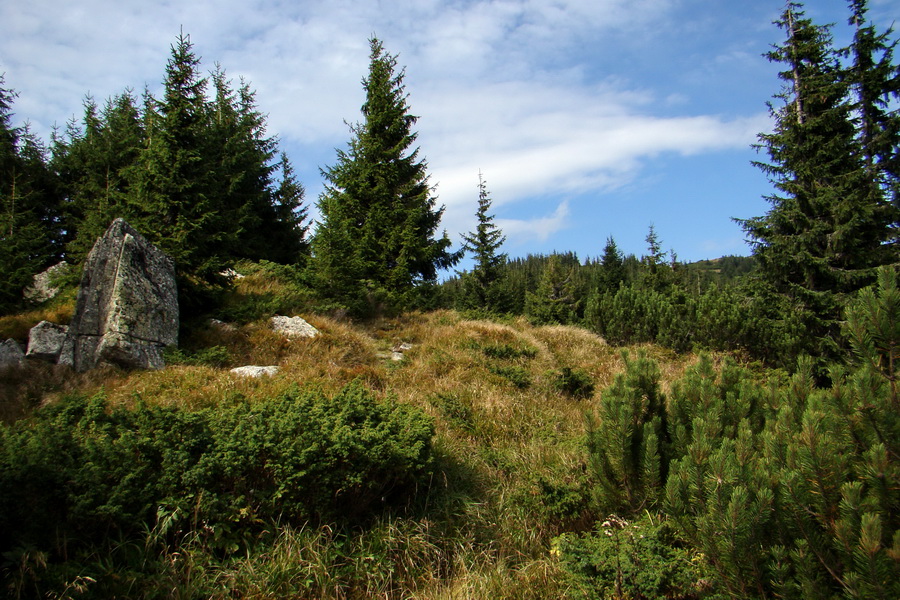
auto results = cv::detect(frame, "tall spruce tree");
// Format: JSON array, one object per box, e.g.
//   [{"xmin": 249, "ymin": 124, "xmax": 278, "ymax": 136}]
[
  {"xmin": 459, "ymin": 171, "xmax": 508, "ymax": 311},
  {"xmin": 312, "ymin": 37, "xmax": 460, "ymax": 314},
  {"xmin": 267, "ymin": 152, "xmax": 310, "ymax": 265},
  {"xmin": 127, "ymin": 31, "xmax": 233, "ymax": 292},
  {"xmin": 738, "ymin": 2, "xmax": 898, "ymax": 359}
]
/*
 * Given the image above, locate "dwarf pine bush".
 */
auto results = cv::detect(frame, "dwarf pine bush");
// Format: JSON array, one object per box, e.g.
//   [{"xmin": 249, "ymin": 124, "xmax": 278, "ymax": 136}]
[{"xmin": 0, "ymin": 382, "xmax": 435, "ymax": 558}]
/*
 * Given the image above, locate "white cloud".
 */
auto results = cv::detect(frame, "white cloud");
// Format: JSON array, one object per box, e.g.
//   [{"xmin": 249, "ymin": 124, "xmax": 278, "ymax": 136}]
[
  {"xmin": 2, "ymin": 0, "xmax": 778, "ymax": 257},
  {"xmin": 496, "ymin": 200, "xmax": 571, "ymax": 244}
]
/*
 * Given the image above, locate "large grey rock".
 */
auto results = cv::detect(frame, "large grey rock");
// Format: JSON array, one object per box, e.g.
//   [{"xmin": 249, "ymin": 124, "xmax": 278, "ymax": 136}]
[
  {"xmin": 230, "ymin": 365, "xmax": 279, "ymax": 378},
  {"xmin": 59, "ymin": 219, "xmax": 178, "ymax": 372},
  {"xmin": 270, "ymin": 315, "xmax": 319, "ymax": 338},
  {"xmin": 24, "ymin": 262, "xmax": 70, "ymax": 303},
  {"xmin": 26, "ymin": 321, "xmax": 69, "ymax": 362},
  {"xmin": 0, "ymin": 339, "xmax": 25, "ymax": 369}
]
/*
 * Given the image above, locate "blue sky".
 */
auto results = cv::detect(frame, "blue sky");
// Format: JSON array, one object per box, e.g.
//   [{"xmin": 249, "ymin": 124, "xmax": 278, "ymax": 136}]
[{"xmin": 2, "ymin": 0, "xmax": 896, "ymax": 267}]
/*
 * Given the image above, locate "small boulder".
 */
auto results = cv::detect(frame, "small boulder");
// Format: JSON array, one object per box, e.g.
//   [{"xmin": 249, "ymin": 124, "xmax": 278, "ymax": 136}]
[
  {"xmin": 270, "ymin": 315, "xmax": 319, "ymax": 338},
  {"xmin": 24, "ymin": 262, "xmax": 71, "ymax": 303},
  {"xmin": 230, "ymin": 365, "xmax": 279, "ymax": 378},
  {"xmin": 0, "ymin": 339, "xmax": 25, "ymax": 369},
  {"xmin": 26, "ymin": 321, "xmax": 69, "ymax": 362}
]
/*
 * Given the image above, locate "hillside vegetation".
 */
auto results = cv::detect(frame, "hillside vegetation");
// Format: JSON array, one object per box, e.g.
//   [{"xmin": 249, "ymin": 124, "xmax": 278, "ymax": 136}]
[
  {"xmin": 2, "ymin": 263, "xmax": 897, "ymax": 599},
  {"xmin": 0, "ymin": 267, "xmax": 687, "ymax": 598},
  {"xmin": 1, "ymin": 2, "xmax": 898, "ymax": 597}
]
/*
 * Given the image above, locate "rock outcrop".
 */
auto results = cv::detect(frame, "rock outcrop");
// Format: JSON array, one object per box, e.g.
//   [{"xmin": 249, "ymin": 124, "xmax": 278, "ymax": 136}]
[
  {"xmin": 0, "ymin": 339, "xmax": 25, "ymax": 369},
  {"xmin": 26, "ymin": 321, "xmax": 69, "ymax": 362},
  {"xmin": 59, "ymin": 219, "xmax": 179, "ymax": 372},
  {"xmin": 270, "ymin": 315, "xmax": 319, "ymax": 338}
]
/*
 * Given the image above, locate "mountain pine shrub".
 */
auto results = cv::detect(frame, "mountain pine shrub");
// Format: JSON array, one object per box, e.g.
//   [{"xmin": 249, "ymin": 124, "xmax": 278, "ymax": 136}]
[{"xmin": 0, "ymin": 382, "xmax": 435, "ymax": 558}]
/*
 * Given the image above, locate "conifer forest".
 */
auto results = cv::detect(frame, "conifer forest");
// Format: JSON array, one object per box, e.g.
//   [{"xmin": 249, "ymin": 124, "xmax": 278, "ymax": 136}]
[{"xmin": 0, "ymin": 1, "xmax": 897, "ymax": 598}]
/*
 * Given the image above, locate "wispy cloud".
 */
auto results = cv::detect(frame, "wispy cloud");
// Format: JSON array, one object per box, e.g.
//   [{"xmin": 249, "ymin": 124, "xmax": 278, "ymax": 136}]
[{"xmin": 496, "ymin": 200, "xmax": 571, "ymax": 244}]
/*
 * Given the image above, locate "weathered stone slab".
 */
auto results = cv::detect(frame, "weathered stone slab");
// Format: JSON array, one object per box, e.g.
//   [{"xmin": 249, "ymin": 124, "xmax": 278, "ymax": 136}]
[
  {"xmin": 270, "ymin": 315, "xmax": 319, "ymax": 338},
  {"xmin": 26, "ymin": 321, "xmax": 69, "ymax": 362},
  {"xmin": 0, "ymin": 339, "xmax": 25, "ymax": 369},
  {"xmin": 59, "ymin": 219, "xmax": 178, "ymax": 371}
]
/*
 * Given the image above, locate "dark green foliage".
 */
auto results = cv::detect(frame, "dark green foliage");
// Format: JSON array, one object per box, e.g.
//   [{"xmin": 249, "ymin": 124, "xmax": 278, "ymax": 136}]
[
  {"xmin": 458, "ymin": 172, "xmax": 510, "ymax": 312},
  {"xmin": 471, "ymin": 340, "xmax": 538, "ymax": 361},
  {"xmin": 0, "ymin": 77, "xmax": 64, "ymax": 314},
  {"xmin": 847, "ymin": 0, "xmax": 900, "ymax": 213},
  {"xmin": 738, "ymin": 1, "xmax": 900, "ymax": 361},
  {"xmin": 525, "ymin": 254, "xmax": 580, "ymax": 324},
  {"xmin": 50, "ymin": 34, "xmax": 309, "ymax": 313},
  {"xmin": 557, "ymin": 515, "xmax": 713, "ymax": 600},
  {"xmin": 596, "ymin": 236, "xmax": 626, "ymax": 294},
  {"xmin": 489, "ymin": 364, "xmax": 532, "ymax": 389},
  {"xmin": 587, "ymin": 351, "xmax": 670, "ymax": 513},
  {"xmin": 550, "ymin": 366, "xmax": 595, "ymax": 399},
  {"xmin": 662, "ymin": 267, "xmax": 900, "ymax": 599},
  {"xmin": 311, "ymin": 38, "xmax": 460, "ymax": 315},
  {"xmin": 54, "ymin": 92, "xmax": 144, "ymax": 262},
  {"xmin": 0, "ymin": 383, "xmax": 435, "ymax": 559},
  {"xmin": 467, "ymin": 338, "xmax": 537, "ymax": 389}
]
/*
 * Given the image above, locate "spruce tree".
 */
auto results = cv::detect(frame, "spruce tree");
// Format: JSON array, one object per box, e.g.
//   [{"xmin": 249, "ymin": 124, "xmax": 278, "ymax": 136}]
[
  {"xmin": 738, "ymin": 2, "xmax": 899, "ymax": 359},
  {"xmin": 459, "ymin": 171, "xmax": 508, "ymax": 311},
  {"xmin": 127, "ymin": 31, "xmax": 230, "ymax": 289},
  {"xmin": 525, "ymin": 254, "xmax": 579, "ymax": 324},
  {"xmin": 267, "ymin": 152, "xmax": 310, "ymax": 265},
  {"xmin": 312, "ymin": 37, "xmax": 460, "ymax": 314},
  {"xmin": 599, "ymin": 235, "xmax": 625, "ymax": 294}
]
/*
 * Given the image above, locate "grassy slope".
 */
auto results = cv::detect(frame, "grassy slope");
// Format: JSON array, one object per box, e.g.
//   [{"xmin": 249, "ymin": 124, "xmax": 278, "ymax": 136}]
[{"xmin": 0, "ymin": 270, "xmax": 702, "ymax": 599}]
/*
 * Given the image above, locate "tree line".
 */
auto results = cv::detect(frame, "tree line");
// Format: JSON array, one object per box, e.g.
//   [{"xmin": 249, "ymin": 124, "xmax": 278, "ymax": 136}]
[
  {"xmin": 0, "ymin": 33, "xmax": 454, "ymax": 316},
  {"xmin": 443, "ymin": 0, "xmax": 899, "ymax": 370},
  {"xmin": 2, "ymin": 0, "xmax": 898, "ymax": 368}
]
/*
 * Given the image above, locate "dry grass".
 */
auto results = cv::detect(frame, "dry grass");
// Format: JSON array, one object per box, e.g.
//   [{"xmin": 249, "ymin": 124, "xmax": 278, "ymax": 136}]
[
  {"xmin": 3, "ymin": 306, "xmax": 720, "ymax": 598},
  {"xmin": 0, "ymin": 293, "xmax": 75, "ymax": 342}
]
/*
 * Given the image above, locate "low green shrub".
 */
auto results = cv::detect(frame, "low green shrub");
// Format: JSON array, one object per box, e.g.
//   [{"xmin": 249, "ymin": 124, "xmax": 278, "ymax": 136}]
[
  {"xmin": 551, "ymin": 366, "xmax": 594, "ymax": 399},
  {"xmin": 480, "ymin": 342, "xmax": 537, "ymax": 361},
  {"xmin": 556, "ymin": 514, "xmax": 715, "ymax": 600},
  {"xmin": 0, "ymin": 382, "xmax": 435, "ymax": 557}
]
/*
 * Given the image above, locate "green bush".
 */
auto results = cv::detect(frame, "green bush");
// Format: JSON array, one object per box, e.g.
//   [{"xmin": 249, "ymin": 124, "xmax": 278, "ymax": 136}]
[
  {"xmin": 464, "ymin": 339, "xmax": 538, "ymax": 361},
  {"xmin": 556, "ymin": 514, "xmax": 714, "ymax": 600},
  {"xmin": 0, "ymin": 382, "xmax": 435, "ymax": 557},
  {"xmin": 551, "ymin": 366, "xmax": 595, "ymax": 399}
]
